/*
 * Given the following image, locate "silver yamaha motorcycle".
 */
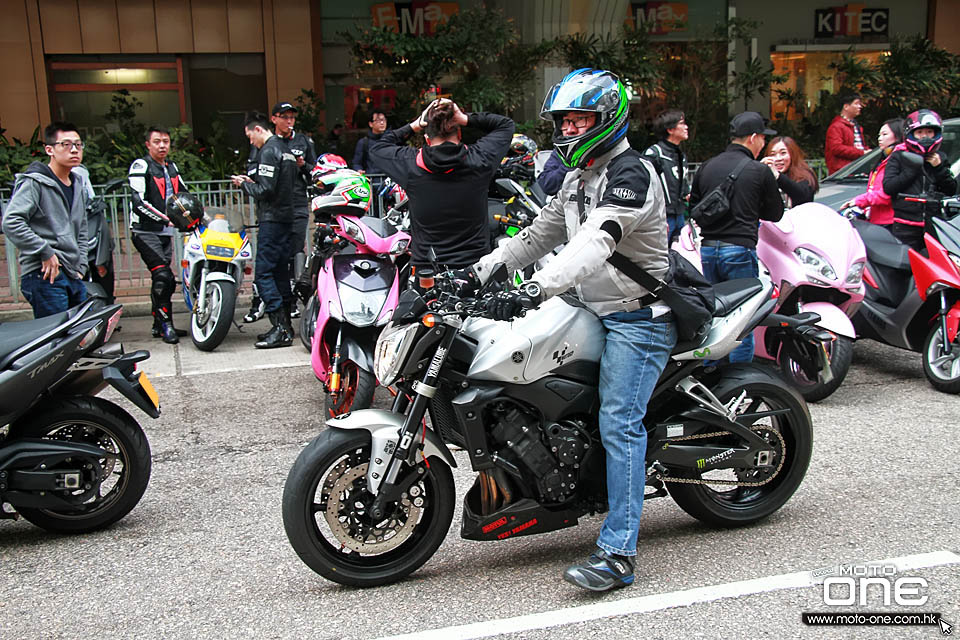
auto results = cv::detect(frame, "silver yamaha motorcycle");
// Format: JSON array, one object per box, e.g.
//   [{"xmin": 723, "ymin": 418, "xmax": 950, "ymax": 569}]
[{"xmin": 282, "ymin": 267, "xmax": 830, "ymax": 587}]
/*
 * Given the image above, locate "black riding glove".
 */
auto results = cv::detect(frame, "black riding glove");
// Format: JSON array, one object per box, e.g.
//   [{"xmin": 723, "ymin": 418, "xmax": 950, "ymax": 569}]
[
  {"xmin": 486, "ymin": 282, "xmax": 543, "ymax": 321},
  {"xmin": 449, "ymin": 267, "xmax": 480, "ymax": 298}
]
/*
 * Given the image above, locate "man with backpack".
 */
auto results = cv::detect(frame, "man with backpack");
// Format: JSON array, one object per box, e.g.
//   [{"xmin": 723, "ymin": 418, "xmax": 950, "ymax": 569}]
[
  {"xmin": 689, "ymin": 111, "xmax": 784, "ymax": 362},
  {"xmin": 644, "ymin": 109, "xmax": 689, "ymax": 243}
]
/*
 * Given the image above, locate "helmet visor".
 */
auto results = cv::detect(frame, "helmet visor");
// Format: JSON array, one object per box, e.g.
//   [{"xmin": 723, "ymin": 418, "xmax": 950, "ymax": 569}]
[{"xmin": 540, "ymin": 71, "xmax": 621, "ymax": 119}]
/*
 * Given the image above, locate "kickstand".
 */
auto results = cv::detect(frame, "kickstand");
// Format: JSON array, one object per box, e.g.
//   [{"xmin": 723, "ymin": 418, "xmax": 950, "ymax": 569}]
[{"xmin": 233, "ymin": 319, "xmax": 245, "ymax": 332}]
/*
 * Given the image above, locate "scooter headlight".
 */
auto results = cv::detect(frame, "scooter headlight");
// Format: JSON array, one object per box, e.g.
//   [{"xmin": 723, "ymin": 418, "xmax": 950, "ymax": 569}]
[
  {"xmin": 339, "ymin": 285, "xmax": 388, "ymax": 327},
  {"xmin": 340, "ymin": 218, "xmax": 365, "ymax": 245},
  {"xmin": 845, "ymin": 261, "xmax": 865, "ymax": 287},
  {"xmin": 374, "ymin": 322, "xmax": 419, "ymax": 386},
  {"xmin": 390, "ymin": 237, "xmax": 410, "ymax": 255},
  {"xmin": 795, "ymin": 247, "xmax": 836, "ymax": 282}
]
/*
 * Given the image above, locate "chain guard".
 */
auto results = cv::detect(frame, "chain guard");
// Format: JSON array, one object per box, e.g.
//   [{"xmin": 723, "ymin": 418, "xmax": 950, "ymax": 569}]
[{"xmin": 653, "ymin": 425, "xmax": 787, "ymax": 488}]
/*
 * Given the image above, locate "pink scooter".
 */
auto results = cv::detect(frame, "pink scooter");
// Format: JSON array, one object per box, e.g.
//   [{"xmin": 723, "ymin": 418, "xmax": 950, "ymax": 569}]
[
  {"xmin": 307, "ymin": 171, "xmax": 411, "ymax": 416},
  {"xmin": 753, "ymin": 202, "xmax": 866, "ymax": 401}
]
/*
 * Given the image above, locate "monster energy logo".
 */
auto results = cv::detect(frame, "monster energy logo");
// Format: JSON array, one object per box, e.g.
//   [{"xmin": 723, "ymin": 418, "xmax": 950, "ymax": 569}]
[{"xmin": 697, "ymin": 447, "xmax": 735, "ymax": 469}]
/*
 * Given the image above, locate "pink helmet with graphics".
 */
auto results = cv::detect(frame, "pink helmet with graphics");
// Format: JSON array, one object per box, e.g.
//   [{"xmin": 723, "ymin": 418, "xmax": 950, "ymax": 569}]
[
  {"xmin": 310, "ymin": 153, "xmax": 349, "ymax": 182},
  {"xmin": 903, "ymin": 109, "xmax": 943, "ymax": 155}
]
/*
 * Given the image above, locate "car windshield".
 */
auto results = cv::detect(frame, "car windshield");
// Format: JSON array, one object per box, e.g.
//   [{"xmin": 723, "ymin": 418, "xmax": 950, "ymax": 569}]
[
  {"xmin": 202, "ymin": 207, "xmax": 245, "ymax": 233},
  {"xmin": 824, "ymin": 119, "xmax": 960, "ymax": 182}
]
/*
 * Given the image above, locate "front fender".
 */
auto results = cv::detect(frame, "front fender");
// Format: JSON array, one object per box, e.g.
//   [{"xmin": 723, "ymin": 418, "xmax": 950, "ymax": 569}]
[
  {"xmin": 326, "ymin": 409, "xmax": 457, "ymax": 495},
  {"xmin": 341, "ymin": 334, "xmax": 373, "ymax": 372},
  {"xmin": 947, "ymin": 303, "xmax": 960, "ymax": 343},
  {"xmin": 801, "ymin": 302, "xmax": 855, "ymax": 339},
  {"xmin": 204, "ymin": 271, "xmax": 237, "ymax": 284}
]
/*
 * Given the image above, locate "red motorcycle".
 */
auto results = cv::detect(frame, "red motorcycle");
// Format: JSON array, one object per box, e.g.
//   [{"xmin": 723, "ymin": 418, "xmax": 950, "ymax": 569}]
[{"xmin": 850, "ymin": 195, "xmax": 960, "ymax": 392}]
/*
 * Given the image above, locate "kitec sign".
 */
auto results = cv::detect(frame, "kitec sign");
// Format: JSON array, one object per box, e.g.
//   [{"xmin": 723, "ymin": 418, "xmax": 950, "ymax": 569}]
[{"xmin": 815, "ymin": 4, "xmax": 889, "ymax": 37}]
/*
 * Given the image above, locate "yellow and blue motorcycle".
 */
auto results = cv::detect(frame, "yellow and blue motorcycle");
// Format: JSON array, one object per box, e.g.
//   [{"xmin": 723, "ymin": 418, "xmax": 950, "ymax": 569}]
[{"xmin": 180, "ymin": 206, "xmax": 253, "ymax": 351}]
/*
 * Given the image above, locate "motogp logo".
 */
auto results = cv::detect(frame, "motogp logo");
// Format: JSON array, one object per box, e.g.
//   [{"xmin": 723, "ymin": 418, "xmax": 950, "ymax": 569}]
[{"xmin": 552, "ymin": 343, "xmax": 574, "ymax": 366}]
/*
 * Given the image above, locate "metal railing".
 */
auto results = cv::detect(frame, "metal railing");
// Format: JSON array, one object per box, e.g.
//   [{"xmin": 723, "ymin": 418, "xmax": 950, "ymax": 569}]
[{"xmin": 0, "ymin": 176, "xmax": 397, "ymax": 304}]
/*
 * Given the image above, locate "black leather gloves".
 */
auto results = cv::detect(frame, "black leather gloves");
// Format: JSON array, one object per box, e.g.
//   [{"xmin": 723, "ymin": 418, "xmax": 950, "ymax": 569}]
[{"xmin": 486, "ymin": 282, "xmax": 543, "ymax": 321}]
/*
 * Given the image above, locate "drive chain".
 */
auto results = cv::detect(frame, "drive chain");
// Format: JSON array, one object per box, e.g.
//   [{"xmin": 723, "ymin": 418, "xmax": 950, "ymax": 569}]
[{"xmin": 653, "ymin": 425, "xmax": 787, "ymax": 487}]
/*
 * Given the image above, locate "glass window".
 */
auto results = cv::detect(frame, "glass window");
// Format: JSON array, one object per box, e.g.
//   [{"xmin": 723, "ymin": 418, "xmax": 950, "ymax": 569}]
[{"xmin": 770, "ymin": 50, "xmax": 886, "ymax": 121}]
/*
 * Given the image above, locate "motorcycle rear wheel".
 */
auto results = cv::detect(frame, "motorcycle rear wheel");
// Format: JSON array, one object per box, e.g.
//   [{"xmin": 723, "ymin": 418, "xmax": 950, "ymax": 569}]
[
  {"xmin": 191, "ymin": 280, "xmax": 236, "ymax": 352},
  {"xmin": 324, "ymin": 361, "xmax": 376, "ymax": 417},
  {"xmin": 922, "ymin": 324, "xmax": 960, "ymax": 393},
  {"xmin": 778, "ymin": 334, "xmax": 853, "ymax": 402},
  {"xmin": 282, "ymin": 428, "xmax": 454, "ymax": 587},
  {"xmin": 666, "ymin": 365, "xmax": 812, "ymax": 527},
  {"xmin": 10, "ymin": 397, "xmax": 152, "ymax": 533}
]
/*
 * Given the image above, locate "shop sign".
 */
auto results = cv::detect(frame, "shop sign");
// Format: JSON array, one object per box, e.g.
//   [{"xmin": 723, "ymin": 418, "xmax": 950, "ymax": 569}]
[
  {"xmin": 371, "ymin": 2, "xmax": 459, "ymax": 36},
  {"xmin": 625, "ymin": 2, "xmax": 688, "ymax": 35},
  {"xmin": 814, "ymin": 5, "xmax": 889, "ymax": 37}
]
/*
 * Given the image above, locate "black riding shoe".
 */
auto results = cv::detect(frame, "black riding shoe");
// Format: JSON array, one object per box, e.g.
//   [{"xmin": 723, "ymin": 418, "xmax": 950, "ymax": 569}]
[
  {"xmin": 563, "ymin": 549, "xmax": 635, "ymax": 592},
  {"xmin": 243, "ymin": 296, "xmax": 265, "ymax": 324},
  {"xmin": 255, "ymin": 312, "xmax": 293, "ymax": 349},
  {"xmin": 158, "ymin": 322, "xmax": 180, "ymax": 345},
  {"xmin": 282, "ymin": 301, "xmax": 296, "ymax": 339}
]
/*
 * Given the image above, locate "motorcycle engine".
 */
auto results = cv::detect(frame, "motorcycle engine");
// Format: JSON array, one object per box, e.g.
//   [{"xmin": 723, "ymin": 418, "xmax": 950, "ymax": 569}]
[{"xmin": 487, "ymin": 401, "xmax": 592, "ymax": 504}]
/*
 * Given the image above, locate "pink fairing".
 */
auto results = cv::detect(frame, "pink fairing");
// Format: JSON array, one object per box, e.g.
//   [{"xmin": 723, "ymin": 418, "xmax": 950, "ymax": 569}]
[
  {"xmin": 311, "ymin": 255, "xmax": 342, "ymax": 383},
  {"xmin": 671, "ymin": 223, "xmax": 703, "ymax": 273},
  {"xmin": 336, "ymin": 214, "xmax": 411, "ymax": 254}
]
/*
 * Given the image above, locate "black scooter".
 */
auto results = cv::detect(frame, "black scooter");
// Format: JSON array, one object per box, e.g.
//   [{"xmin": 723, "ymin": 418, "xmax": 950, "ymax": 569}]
[{"xmin": 0, "ymin": 300, "xmax": 159, "ymax": 533}]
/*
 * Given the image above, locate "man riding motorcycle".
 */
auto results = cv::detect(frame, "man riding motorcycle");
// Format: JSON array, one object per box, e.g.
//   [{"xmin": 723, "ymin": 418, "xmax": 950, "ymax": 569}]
[{"xmin": 455, "ymin": 68, "xmax": 675, "ymax": 592}]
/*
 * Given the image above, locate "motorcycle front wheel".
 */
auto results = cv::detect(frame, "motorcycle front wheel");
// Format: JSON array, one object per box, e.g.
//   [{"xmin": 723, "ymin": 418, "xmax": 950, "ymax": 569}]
[
  {"xmin": 779, "ymin": 334, "xmax": 853, "ymax": 402},
  {"xmin": 282, "ymin": 428, "xmax": 455, "ymax": 587},
  {"xmin": 922, "ymin": 324, "xmax": 960, "ymax": 393},
  {"xmin": 666, "ymin": 364, "xmax": 812, "ymax": 527},
  {"xmin": 191, "ymin": 280, "xmax": 236, "ymax": 352},
  {"xmin": 324, "ymin": 360, "xmax": 376, "ymax": 417},
  {"xmin": 10, "ymin": 397, "xmax": 152, "ymax": 533}
]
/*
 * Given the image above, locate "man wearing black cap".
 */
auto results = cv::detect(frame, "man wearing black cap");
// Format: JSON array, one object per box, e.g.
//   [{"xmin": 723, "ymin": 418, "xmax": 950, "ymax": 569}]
[
  {"xmin": 689, "ymin": 111, "xmax": 783, "ymax": 362},
  {"xmin": 271, "ymin": 101, "xmax": 316, "ymax": 318}
]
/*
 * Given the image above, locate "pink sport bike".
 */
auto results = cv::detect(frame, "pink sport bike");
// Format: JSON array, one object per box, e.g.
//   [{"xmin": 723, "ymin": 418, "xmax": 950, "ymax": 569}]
[{"xmin": 305, "ymin": 166, "xmax": 411, "ymax": 416}]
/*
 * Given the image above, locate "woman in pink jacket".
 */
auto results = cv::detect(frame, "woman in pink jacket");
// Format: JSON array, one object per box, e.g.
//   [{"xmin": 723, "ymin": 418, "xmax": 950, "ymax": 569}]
[{"xmin": 842, "ymin": 118, "xmax": 903, "ymax": 228}]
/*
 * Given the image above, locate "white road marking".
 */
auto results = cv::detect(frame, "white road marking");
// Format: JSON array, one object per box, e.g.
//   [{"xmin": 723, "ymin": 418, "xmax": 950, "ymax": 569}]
[
  {"xmin": 372, "ymin": 550, "xmax": 960, "ymax": 640},
  {"xmin": 152, "ymin": 361, "xmax": 309, "ymax": 378}
]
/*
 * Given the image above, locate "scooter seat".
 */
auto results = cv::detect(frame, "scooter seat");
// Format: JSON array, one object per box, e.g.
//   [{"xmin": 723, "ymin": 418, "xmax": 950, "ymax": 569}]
[
  {"xmin": 0, "ymin": 309, "xmax": 72, "ymax": 367},
  {"xmin": 711, "ymin": 278, "xmax": 764, "ymax": 317},
  {"xmin": 853, "ymin": 219, "xmax": 911, "ymax": 271}
]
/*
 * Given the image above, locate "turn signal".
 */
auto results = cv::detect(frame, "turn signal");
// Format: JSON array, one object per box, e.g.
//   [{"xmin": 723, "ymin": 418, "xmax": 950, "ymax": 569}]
[
  {"xmin": 181, "ymin": 260, "xmax": 189, "ymax": 268},
  {"xmin": 422, "ymin": 314, "xmax": 437, "ymax": 328}
]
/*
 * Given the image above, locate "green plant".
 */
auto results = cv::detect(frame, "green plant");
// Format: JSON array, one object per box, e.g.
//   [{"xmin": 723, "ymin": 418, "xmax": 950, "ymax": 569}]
[
  {"xmin": 293, "ymin": 88, "xmax": 327, "ymax": 142},
  {"xmin": 0, "ymin": 126, "xmax": 43, "ymax": 187}
]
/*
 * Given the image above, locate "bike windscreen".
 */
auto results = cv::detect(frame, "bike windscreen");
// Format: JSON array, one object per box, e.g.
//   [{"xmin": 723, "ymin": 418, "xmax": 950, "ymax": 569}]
[{"xmin": 203, "ymin": 207, "xmax": 245, "ymax": 233}]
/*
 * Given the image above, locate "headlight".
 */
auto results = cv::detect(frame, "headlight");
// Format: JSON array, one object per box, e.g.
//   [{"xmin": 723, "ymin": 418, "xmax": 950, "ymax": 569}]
[
  {"xmin": 340, "ymin": 218, "xmax": 365, "ymax": 245},
  {"xmin": 950, "ymin": 254, "xmax": 960, "ymax": 272},
  {"xmin": 375, "ymin": 322, "xmax": 419, "ymax": 386},
  {"xmin": 339, "ymin": 285, "xmax": 389, "ymax": 327},
  {"xmin": 206, "ymin": 244, "xmax": 235, "ymax": 258},
  {"xmin": 390, "ymin": 237, "xmax": 410, "ymax": 255},
  {"xmin": 845, "ymin": 261, "xmax": 865, "ymax": 287},
  {"xmin": 794, "ymin": 247, "xmax": 836, "ymax": 281}
]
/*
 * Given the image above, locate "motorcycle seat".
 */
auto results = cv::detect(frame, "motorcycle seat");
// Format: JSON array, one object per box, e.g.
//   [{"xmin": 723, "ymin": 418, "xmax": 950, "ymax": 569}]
[
  {"xmin": 711, "ymin": 278, "xmax": 764, "ymax": 317},
  {"xmin": 853, "ymin": 219, "xmax": 911, "ymax": 271},
  {"xmin": 0, "ymin": 309, "xmax": 73, "ymax": 367}
]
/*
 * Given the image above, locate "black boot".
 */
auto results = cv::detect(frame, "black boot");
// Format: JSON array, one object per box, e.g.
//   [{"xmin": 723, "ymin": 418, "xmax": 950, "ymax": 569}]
[
  {"xmin": 282, "ymin": 300, "xmax": 296, "ymax": 339},
  {"xmin": 152, "ymin": 309, "xmax": 179, "ymax": 344},
  {"xmin": 255, "ymin": 311, "xmax": 293, "ymax": 349},
  {"xmin": 243, "ymin": 284, "xmax": 265, "ymax": 324}
]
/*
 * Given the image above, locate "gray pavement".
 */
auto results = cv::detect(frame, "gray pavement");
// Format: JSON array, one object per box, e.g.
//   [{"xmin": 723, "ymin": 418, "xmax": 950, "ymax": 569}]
[{"xmin": 0, "ymin": 310, "xmax": 957, "ymax": 639}]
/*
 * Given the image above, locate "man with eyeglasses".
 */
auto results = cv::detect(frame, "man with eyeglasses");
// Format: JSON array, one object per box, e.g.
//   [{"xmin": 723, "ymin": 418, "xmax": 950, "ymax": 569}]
[
  {"xmin": 353, "ymin": 110, "xmax": 391, "ymax": 215},
  {"xmin": 3, "ymin": 122, "xmax": 90, "ymax": 318},
  {"xmin": 128, "ymin": 125, "xmax": 191, "ymax": 344}
]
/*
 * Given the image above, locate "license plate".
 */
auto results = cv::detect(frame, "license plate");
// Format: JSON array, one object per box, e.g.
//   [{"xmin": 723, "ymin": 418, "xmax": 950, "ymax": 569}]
[{"xmin": 139, "ymin": 372, "xmax": 160, "ymax": 409}]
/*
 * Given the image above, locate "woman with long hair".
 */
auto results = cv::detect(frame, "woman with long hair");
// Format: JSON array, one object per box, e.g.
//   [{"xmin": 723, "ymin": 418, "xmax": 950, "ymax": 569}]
[
  {"xmin": 841, "ymin": 118, "xmax": 903, "ymax": 228},
  {"xmin": 761, "ymin": 136, "xmax": 819, "ymax": 207},
  {"xmin": 370, "ymin": 98, "xmax": 514, "ymax": 270}
]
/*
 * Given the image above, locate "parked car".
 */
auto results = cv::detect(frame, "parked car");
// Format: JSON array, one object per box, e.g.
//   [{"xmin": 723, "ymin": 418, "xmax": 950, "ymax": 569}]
[{"xmin": 815, "ymin": 117, "xmax": 960, "ymax": 211}]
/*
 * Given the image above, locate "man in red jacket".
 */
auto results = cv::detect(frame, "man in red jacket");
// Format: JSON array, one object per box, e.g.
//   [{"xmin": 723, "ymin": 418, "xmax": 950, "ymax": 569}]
[{"xmin": 825, "ymin": 91, "xmax": 871, "ymax": 175}]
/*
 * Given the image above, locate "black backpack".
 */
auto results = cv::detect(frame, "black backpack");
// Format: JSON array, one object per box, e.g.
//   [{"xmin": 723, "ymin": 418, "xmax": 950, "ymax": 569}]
[{"xmin": 689, "ymin": 156, "xmax": 751, "ymax": 226}]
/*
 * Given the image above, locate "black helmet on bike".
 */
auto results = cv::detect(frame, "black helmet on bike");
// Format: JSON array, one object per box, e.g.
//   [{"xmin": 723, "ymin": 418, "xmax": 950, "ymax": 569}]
[
  {"xmin": 903, "ymin": 109, "xmax": 943, "ymax": 155},
  {"xmin": 540, "ymin": 68, "xmax": 630, "ymax": 169},
  {"xmin": 165, "ymin": 192, "xmax": 203, "ymax": 232}
]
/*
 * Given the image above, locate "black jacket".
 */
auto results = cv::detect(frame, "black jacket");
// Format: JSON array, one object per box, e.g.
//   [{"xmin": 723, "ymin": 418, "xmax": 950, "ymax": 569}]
[
  {"xmin": 690, "ymin": 144, "xmax": 784, "ymax": 249},
  {"xmin": 128, "ymin": 155, "xmax": 189, "ymax": 233},
  {"xmin": 352, "ymin": 131, "xmax": 390, "ymax": 175},
  {"xmin": 776, "ymin": 173, "xmax": 816, "ymax": 207},
  {"xmin": 241, "ymin": 135, "xmax": 297, "ymax": 224},
  {"xmin": 370, "ymin": 112, "xmax": 515, "ymax": 267},
  {"xmin": 643, "ymin": 139, "xmax": 688, "ymax": 220},
  {"xmin": 882, "ymin": 148, "xmax": 957, "ymax": 224},
  {"xmin": 278, "ymin": 129, "xmax": 317, "ymax": 212}
]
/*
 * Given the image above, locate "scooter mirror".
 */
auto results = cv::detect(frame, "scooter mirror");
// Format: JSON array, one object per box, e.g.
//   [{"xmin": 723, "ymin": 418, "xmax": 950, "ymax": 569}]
[
  {"xmin": 478, "ymin": 263, "xmax": 510, "ymax": 296},
  {"xmin": 494, "ymin": 178, "xmax": 520, "ymax": 198}
]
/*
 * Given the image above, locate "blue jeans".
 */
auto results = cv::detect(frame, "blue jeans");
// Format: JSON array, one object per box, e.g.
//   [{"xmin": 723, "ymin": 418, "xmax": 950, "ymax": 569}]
[
  {"xmin": 255, "ymin": 221, "xmax": 293, "ymax": 314},
  {"xmin": 20, "ymin": 269, "xmax": 87, "ymax": 319},
  {"xmin": 596, "ymin": 307, "xmax": 677, "ymax": 557},
  {"xmin": 667, "ymin": 214, "xmax": 684, "ymax": 243},
  {"xmin": 700, "ymin": 243, "xmax": 758, "ymax": 363}
]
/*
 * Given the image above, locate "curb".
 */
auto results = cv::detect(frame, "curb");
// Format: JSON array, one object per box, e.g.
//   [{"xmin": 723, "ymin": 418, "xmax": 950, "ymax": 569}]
[{"xmin": 0, "ymin": 295, "xmax": 255, "ymax": 322}]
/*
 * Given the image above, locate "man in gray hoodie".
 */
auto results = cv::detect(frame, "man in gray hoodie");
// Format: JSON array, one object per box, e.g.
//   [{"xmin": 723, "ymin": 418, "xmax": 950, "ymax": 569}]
[{"xmin": 2, "ymin": 122, "xmax": 89, "ymax": 318}]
